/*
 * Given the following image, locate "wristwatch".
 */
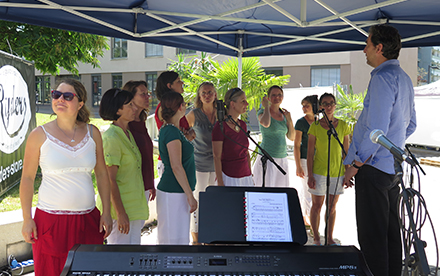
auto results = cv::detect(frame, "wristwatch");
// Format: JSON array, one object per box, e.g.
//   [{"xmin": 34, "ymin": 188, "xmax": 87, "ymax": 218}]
[{"xmin": 351, "ymin": 160, "xmax": 362, "ymax": 169}]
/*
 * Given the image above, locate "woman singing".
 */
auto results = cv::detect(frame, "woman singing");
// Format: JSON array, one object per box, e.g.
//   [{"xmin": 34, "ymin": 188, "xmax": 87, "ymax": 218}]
[
  {"xmin": 186, "ymin": 82, "xmax": 218, "ymax": 244},
  {"xmin": 307, "ymin": 93, "xmax": 351, "ymax": 245},
  {"xmin": 98, "ymin": 88, "xmax": 149, "ymax": 244},
  {"xmin": 253, "ymin": 85, "xmax": 294, "ymax": 187},
  {"xmin": 20, "ymin": 79, "xmax": 112, "ymax": 276},
  {"xmin": 157, "ymin": 92, "xmax": 197, "ymax": 245},
  {"xmin": 212, "ymin": 88, "xmax": 253, "ymax": 187}
]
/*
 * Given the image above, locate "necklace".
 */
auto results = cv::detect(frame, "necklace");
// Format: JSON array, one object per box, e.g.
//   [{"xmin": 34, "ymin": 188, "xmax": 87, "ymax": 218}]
[
  {"xmin": 226, "ymin": 118, "xmax": 240, "ymax": 131},
  {"xmin": 56, "ymin": 120, "xmax": 77, "ymax": 142},
  {"xmin": 160, "ymin": 123, "xmax": 193, "ymax": 144}
]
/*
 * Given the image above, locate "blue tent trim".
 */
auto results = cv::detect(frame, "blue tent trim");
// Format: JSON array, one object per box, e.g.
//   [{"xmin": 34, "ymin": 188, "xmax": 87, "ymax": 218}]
[{"xmin": 1, "ymin": 0, "xmax": 440, "ymax": 56}]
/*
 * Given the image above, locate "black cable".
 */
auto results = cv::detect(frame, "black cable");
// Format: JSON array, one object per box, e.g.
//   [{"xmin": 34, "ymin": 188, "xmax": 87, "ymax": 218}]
[{"xmin": 399, "ymin": 165, "xmax": 439, "ymax": 275}]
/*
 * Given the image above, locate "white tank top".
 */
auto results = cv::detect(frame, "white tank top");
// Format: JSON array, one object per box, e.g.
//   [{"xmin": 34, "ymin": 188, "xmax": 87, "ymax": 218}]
[{"xmin": 37, "ymin": 125, "xmax": 96, "ymax": 213}]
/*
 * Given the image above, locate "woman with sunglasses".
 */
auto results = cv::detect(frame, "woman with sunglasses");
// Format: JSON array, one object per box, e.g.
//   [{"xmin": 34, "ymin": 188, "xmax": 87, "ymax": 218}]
[
  {"xmin": 185, "ymin": 82, "xmax": 217, "ymax": 244},
  {"xmin": 212, "ymin": 88, "xmax": 253, "ymax": 187},
  {"xmin": 154, "ymin": 71, "xmax": 196, "ymax": 177},
  {"xmin": 157, "ymin": 92, "xmax": 197, "ymax": 245},
  {"xmin": 307, "ymin": 93, "xmax": 351, "ymax": 246},
  {"xmin": 123, "ymin": 81, "xmax": 156, "ymax": 204},
  {"xmin": 97, "ymin": 88, "xmax": 149, "ymax": 244},
  {"xmin": 20, "ymin": 79, "xmax": 112, "ymax": 276},
  {"xmin": 252, "ymin": 85, "xmax": 294, "ymax": 187}
]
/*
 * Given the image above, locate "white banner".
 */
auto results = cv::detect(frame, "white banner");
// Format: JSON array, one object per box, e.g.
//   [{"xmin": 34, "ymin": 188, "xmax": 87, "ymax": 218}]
[{"xmin": 0, "ymin": 65, "xmax": 32, "ymax": 154}]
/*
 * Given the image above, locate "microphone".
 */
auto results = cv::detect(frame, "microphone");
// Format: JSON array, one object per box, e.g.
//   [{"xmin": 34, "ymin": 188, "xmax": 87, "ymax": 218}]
[
  {"xmin": 370, "ymin": 129, "xmax": 415, "ymax": 165},
  {"xmin": 216, "ymin": 100, "xmax": 225, "ymax": 131},
  {"xmin": 312, "ymin": 96, "xmax": 319, "ymax": 122}
]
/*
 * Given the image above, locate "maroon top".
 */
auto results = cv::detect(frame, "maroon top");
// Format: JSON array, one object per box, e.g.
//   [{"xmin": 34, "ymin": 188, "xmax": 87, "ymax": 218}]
[
  {"xmin": 211, "ymin": 120, "xmax": 251, "ymax": 178},
  {"xmin": 129, "ymin": 120, "xmax": 155, "ymax": 190}
]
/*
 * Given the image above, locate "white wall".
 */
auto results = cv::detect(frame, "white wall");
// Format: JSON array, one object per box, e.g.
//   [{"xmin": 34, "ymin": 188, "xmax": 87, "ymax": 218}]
[{"xmin": 406, "ymin": 96, "xmax": 440, "ymax": 148}]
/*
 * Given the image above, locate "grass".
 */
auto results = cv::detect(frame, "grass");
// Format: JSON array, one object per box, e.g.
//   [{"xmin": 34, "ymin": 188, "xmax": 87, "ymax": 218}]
[{"xmin": 0, "ymin": 113, "xmax": 158, "ymax": 212}]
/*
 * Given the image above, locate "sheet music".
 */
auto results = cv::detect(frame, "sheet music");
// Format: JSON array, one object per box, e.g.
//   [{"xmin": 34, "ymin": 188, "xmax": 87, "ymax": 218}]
[{"xmin": 245, "ymin": 192, "xmax": 293, "ymax": 242}]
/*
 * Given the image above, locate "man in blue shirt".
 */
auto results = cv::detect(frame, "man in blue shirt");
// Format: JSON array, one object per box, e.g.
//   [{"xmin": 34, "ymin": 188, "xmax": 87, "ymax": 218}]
[{"xmin": 343, "ymin": 25, "xmax": 416, "ymax": 276}]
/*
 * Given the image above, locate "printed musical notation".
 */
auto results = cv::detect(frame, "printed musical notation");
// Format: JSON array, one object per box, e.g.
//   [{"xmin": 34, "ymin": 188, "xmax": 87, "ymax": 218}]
[{"xmin": 244, "ymin": 192, "xmax": 293, "ymax": 242}]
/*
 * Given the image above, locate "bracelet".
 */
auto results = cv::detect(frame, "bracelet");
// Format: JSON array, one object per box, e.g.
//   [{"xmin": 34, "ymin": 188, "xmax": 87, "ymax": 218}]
[{"xmin": 351, "ymin": 161, "xmax": 362, "ymax": 169}]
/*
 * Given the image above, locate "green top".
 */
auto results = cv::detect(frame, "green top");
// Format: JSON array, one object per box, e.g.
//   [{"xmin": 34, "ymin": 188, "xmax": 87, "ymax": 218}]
[
  {"xmin": 308, "ymin": 120, "xmax": 351, "ymax": 177},
  {"xmin": 158, "ymin": 124, "xmax": 196, "ymax": 193},
  {"xmin": 97, "ymin": 124, "xmax": 149, "ymax": 221},
  {"xmin": 294, "ymin": 117, "xmax": 310, "ymax": 159},
  {"xmin": 257, "ymin": 109, "xmax": 288, "ymax": 158}
]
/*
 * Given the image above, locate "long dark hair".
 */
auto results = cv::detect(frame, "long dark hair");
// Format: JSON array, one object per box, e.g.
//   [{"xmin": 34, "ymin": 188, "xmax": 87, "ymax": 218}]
[
  {"xmin": 123, "ymin": 80, "xmax": 149, "ymax": 121},
  {"xmin": 156, "ymin": 71, "xmax": 179, "ymax": 101}
]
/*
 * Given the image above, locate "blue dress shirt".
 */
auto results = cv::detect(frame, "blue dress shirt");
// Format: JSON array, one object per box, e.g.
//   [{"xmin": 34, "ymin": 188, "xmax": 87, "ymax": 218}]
[{"xmin": 344, "ymin": 59, "xmax": 417, "ymax": 174}]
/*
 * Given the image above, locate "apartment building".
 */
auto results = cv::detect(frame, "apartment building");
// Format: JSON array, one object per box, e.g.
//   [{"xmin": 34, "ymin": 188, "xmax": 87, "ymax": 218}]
[{"xmin": 35, "ymin": 38, "xmax": 418, "ymax": 111}]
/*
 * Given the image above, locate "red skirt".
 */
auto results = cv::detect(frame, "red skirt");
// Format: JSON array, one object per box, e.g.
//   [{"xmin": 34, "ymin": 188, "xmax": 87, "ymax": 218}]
[{"xmin": 32, "ymin": 207, "xmax": 104, "ymax": 276}]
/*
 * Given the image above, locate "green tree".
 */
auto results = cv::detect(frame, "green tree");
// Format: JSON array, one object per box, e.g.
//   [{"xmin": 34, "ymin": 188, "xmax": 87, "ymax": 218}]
[
  {"xmin": 168, "ymin": 53, "xmax": 290, "ymax": 111},
  {"xmin": 335, "ymin": 84, "xmax": 366, "ymax": 135},
  {"xmin": 0, "ymin": 21, "xmax": 109, "ymax": 75}
]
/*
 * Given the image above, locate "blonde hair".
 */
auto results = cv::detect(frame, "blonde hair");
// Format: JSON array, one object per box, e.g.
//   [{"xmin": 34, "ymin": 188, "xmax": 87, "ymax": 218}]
[{"xmin": 224, "ymin": 88, "xmax": 244, "ymax": 113}]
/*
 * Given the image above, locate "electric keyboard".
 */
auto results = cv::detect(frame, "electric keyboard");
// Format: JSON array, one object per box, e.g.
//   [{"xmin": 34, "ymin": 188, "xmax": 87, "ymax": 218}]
[{"xmin": 61, "ymin": 244, "xmax": 372, "ymax": 276}]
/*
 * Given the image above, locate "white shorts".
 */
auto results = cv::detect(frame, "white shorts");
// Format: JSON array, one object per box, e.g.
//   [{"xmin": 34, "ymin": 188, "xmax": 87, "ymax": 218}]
[
  {"xmin": 223, "ymin": 173, "xmax": 254, "ymax": 187},
  {"xmin": 308, "ymin": 173, "xmax": 344, "ymax": 196},
  {"xmin": 299, "ymin": 159, "xmax": 312, "ymax": 216},
  {"xmin": 106, "ymin": 219, "xmax": 145, "ymax": 245}
]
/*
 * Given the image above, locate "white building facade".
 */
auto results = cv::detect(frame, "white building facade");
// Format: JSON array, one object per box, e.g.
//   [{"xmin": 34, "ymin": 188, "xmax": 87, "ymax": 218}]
[{"xmin": 35, "ymin": 38, "xmax": 418, "ymax": 111}]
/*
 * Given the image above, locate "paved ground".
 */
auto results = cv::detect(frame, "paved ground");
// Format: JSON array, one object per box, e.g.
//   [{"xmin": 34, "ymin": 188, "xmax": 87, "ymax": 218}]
[{"xmin": 21, "ymin": 153, "xmax": 440, "ymax": 275}]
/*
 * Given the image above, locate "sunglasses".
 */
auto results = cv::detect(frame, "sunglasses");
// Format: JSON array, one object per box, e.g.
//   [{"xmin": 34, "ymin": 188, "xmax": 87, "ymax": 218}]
[
  {"xmin": 229, "ymin": 88, "xmax": 242, "ymax": 100},
  {"xmin": 51, "ymin": 90, "xmax": 79, "ymax": 101}
]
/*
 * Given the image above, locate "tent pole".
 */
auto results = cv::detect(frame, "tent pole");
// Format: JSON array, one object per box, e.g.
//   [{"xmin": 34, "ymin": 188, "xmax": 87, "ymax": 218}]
[
  {"xmin": 238, "ymin": 52, "xmax": 243, "ymax": 88},
  {"xmin": 238, "ymin": 35, "xmax": 243, "ymax": 88}
]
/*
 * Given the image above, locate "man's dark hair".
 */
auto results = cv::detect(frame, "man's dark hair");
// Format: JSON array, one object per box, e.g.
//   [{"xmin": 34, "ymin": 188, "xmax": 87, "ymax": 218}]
[{"xmin": 369, "ymin": 24, "xmax": 401, "ymax": 60}]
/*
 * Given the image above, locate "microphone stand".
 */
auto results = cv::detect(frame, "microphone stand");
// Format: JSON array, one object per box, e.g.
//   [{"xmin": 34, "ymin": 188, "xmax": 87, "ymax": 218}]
[
  {"xmin": 225, "ymin": 115, "xmax": 286, "ymax": 187},
  {"xmin": 395, "ymin": 158, "xmax": 430, "ymax": 276},
  {"xmin": 320, "ymin": 110, "xmax": 346, "ymax": 246}
]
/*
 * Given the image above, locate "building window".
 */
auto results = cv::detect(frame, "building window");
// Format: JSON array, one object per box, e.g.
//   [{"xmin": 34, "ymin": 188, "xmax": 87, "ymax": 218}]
[
  {"xmin": 263, "ymin": 67, "xmax": 283, "ymax": 76},
  {"xmin": 176, "ymin": 48, "xmax": 196, "ymax": 55},
  {"xmin": 145, "ymin": 43, "xmax": 163, "ymax": 57},
  {"xmin": 112, "ymin": 73, "xmax": 123, "ymax": 88},
  {"xmin": 146, "ymin": 72, "xmax": 158, "ymax": 114},
  {"xmin": 311, "ymin": 65, "xmax": 340, "ymax": 87},
  {"xmin": 35, "ymin": 76, "xmax": 51, "ymax": 104},
  {"xmin": 112, "ymin": 38, "xmax": 128, "ymax": 59},
  {"xmin": 92, "ymin": 75, "xmax": 102, "ymax": 107}
]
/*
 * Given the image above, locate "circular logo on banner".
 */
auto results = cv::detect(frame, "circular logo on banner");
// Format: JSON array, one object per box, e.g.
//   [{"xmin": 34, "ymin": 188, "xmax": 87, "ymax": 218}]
[{"xmin": 0, "ymin": 65, "xmax": 31, "ymax": 154}]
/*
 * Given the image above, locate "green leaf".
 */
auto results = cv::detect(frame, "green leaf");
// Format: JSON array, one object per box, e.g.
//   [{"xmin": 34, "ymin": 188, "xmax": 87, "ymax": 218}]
[{"xmin": 0, "ymin": 20, "xmax": 108, "ymax": 75}]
